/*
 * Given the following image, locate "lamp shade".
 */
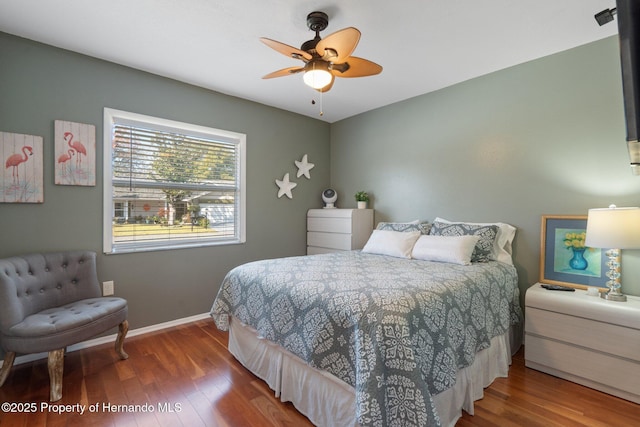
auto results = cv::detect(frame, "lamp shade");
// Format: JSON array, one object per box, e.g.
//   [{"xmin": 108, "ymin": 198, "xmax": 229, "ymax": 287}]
[
  {"xmin": 585, "ymin": 205, "xmax": 640, "ymax": 249},
  {"xmin": 303, "ymin": 60, "xmax": 332, "ymax": 89},
  {"xmin": 303, "ymin": 69, "xmax": 332, "ymax": 89}
]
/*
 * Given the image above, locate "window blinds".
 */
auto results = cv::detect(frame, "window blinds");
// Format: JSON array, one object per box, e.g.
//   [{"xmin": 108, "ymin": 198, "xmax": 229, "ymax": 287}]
[{"xmin": 105, "ymin": 115, "xmax": 244, "ymax": 253}]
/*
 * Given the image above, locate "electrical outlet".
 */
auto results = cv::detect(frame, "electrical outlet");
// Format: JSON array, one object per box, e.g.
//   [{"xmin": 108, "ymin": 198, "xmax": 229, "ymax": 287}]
[{"xmin": 103, "ymin": 281, "xmax": 115, "ymax": 296}]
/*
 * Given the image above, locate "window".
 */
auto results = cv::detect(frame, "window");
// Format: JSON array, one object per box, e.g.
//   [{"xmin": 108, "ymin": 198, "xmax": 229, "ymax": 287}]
[{"xmin": 103, "ymin": 108, "xmax": 246, "ymax": 254}]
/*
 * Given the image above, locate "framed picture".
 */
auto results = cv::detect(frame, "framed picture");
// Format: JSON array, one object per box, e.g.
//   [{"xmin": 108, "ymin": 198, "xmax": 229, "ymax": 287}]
[
  {"xmin": 0, "ymin": 131, "xmax": 44, "ymax": 203},
  {"xmin": 54, "ymin": 120, "xmax": 96, "ymax": 186},
  {"xmin": 540, "ymin": 215, "xmax": 607, "ymax": 289}
]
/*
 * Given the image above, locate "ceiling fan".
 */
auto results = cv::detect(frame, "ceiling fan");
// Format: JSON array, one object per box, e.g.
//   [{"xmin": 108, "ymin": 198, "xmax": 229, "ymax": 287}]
[{"xmin": 260, "ymin": 11, "xmax": 382, "ymax": 92}]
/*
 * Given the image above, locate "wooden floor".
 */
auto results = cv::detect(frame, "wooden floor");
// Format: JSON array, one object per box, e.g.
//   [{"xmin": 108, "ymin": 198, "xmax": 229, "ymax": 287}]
[{"xmin": 1, "ymin": 319, "xmax": 638, "ymax": 426}]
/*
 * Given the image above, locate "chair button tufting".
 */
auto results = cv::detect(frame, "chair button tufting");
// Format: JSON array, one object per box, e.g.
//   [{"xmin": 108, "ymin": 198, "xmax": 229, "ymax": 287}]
[
  {"xmin": 56, "ymin": 284, "xmax": 62, "ymax": 289},
  {"xmin": 39, "ymin": 288, "xmax": 45, "ymax": 293}
]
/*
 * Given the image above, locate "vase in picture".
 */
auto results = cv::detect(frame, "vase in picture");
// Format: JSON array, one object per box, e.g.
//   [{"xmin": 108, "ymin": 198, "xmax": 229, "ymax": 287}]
[
  {"xmin": 569, "ymin": 247, "xmax": 588, "ymax": 270},
  {"xmin": 357, "ymin": 201, "xmax": 367, "ymax": 209}
]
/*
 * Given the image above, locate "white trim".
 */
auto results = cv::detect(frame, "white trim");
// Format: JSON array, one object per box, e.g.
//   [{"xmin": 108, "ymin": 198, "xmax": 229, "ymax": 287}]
[
  {"xmin": 1, "ymin": 312, "xmax": 211, "ymax": 367},
  {"xmin": 103, "ymin": 108, "xmax": 114, "ymax": 253}
]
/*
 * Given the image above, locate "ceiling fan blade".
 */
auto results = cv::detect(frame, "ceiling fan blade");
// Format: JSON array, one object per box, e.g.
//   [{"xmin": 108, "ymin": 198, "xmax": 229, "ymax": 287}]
[
  {"xmin": 260, "ymin": 37, "xmax": 312, "ymax": 61},
  {"xmin": 316, "ymin": 27, "xmax": 360, "ymax": 63},
  {"xmin": 262, "ymin": 66, "xmax": 304, "ymax": 79},
  {"xmin": 331, "ymin": 57, "xmax": 382, "ymax": 78}
]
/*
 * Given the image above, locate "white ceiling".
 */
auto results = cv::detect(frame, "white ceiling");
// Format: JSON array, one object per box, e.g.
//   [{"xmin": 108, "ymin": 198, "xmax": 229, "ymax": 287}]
[{"xmin": 0, "ymin": 0, "xmax": 619, "ymax": 123}]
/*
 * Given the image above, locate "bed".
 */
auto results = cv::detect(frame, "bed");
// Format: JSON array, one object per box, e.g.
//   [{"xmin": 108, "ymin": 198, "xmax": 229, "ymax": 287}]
[{"xmin": 210, "ymin": 219, "xmax": 522, "ymax": 427}]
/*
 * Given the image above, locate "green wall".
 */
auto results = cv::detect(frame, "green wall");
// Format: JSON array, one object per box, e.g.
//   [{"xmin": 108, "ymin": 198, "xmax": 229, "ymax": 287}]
[
  {"xmin": 2, "ymin": 30, "xmax": 640, "ymax": 348},
  {"xmin": 330, "ymin": 36, "xmax": 640, "ymax": 299},
  {"xmin": 0, "ymin": 32, "xmax": 330, "ymax": 331}
]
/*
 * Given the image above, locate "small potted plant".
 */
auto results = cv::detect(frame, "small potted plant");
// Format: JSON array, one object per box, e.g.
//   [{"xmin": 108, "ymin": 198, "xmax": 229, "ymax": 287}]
[{"xmin": 355, "ymin": 191, "xmax": 369, "ymax": 209}]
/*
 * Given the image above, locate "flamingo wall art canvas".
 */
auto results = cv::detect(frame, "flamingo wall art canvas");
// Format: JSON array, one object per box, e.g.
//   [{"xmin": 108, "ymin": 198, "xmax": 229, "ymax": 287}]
[
  {"xmin": 1, "ymin": 131, "xmax": 44, "ymax": 203},
  {"xmin": 54, "ymin": 120, "xmax": 96, "ymax": 186}
]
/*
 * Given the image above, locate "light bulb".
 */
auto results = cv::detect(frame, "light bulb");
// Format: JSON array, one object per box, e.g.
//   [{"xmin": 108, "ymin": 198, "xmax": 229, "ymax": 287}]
[{"xmin": 303, "ymin": 61, "xmax": 332, "ymax": 89}]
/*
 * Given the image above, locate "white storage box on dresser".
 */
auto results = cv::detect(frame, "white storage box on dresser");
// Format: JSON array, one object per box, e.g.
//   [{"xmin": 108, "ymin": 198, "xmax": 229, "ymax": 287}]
[
  {"xmin": 525, "ymin": 283, "xmax": 640, "ymax": 404},
  {"xmin": 307, "ymin": 209, "xmax": 373, "ymax": 255}
]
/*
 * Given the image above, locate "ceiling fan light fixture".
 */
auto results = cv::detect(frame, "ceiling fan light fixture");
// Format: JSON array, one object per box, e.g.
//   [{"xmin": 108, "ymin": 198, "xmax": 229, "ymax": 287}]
[
  {"xmin": 261, "ymin": 11, "xmax": 381, "ymax": 94},
  {"xmin": 303, "ymin": 61, "xmax": 332, "ymax": 89},
  {"xmin": 303, "ymin": 69, "xmax": 332, "ymax": 89}
]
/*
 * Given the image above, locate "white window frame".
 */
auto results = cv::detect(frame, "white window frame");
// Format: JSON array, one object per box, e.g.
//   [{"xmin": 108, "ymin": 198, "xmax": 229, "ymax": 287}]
[{"xmin": 103, "ymin": 108, "xmax": 246, "ymax": 254}]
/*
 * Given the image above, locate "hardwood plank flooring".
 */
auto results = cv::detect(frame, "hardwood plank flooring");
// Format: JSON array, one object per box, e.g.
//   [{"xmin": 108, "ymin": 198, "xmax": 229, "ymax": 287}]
[{"xmin": 1, "ymin": 319, "xmax": 638, "ymax": 426}]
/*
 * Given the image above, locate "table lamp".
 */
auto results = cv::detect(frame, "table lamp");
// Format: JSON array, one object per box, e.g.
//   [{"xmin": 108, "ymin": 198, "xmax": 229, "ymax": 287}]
[{"xmin": 585, "ymin": 205, "xmax": 640, "ymax": 302}]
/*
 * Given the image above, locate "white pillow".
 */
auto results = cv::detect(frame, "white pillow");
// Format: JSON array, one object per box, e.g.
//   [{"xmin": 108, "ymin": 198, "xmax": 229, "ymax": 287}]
[
  {"xmin": 411, "ymin": 235, "xmax": 480, "ymax": 265},
  {"xmin": 362, "ymin": 230, "xmax": 421, "ymax": 259},
  {"xmin": 434, "ymin": 217, "xmax": 516, "ymax": 265}
]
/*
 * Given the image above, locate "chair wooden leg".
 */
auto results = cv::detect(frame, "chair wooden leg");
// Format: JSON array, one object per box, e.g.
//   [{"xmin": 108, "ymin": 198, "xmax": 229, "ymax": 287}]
[
  {"xmin": 48, "ymin": 348, "xmax": 64, "ymax": 402},
  {"xmin": 115, "ymin": 320, "xmax": 129, "ymax": 360},
  {"xmin": 0, "ymin": 351, "xmax": 16, "ymax": 387}
]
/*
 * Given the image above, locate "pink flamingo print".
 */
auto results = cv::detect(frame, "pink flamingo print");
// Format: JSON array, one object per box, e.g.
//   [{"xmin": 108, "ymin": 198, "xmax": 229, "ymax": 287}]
[
  {"xmin": 63, "ymin": 132, "xmax": 86, "ymax": 168},
  {"xmin": 57, "ymin": 148, "xmax": 75, "ymax": 173},
  {"xmin": 5, "ymin": 146, "xmax": 33, "ymax": 183}
]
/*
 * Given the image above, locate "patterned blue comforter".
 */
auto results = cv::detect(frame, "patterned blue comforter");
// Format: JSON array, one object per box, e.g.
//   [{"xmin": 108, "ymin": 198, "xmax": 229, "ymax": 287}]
[{"xmin": 210, "ymin": 251, "xmax": 521, "ymax": 427}]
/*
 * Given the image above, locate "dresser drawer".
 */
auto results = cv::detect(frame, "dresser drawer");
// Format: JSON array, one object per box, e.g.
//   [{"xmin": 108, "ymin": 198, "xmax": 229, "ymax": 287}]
[
  {"xmin": 525, "ymin": 335, "xmax": 640, "ymax": 400},
  {"xmin": 307, "ymin": 246, "xmax": 342, "ymax": 255},
  {"xmin": 307, "ymin": 232, "xmax": 352, "ymax": 250},
  {"xmin": 307, "ymin": 217, "xmax": 352, "ymax": 233},
  {"xmin": 525, "ymin": 283, "xmax": 640, "ymax": 329},
  {"xmin": 526, "ymin": 307, "xmax": 640, "ymax": 362}
]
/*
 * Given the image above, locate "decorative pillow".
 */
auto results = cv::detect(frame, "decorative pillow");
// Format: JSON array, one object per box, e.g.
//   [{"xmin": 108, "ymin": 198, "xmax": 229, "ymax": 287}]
[
  {"xmin": 434, "ymin": 217, "xmax": 516, "ymax": 265},
  {"xmin": 429, "ymin": 221, "xmax": 499, "ymax": 262},
  {"xmin": 376, "ymin": 221, "xmax": 431, "ymax": 235},
  {"xmin": 362, "ymin": 230, "xmax": 421, "ymax": 259},
  {"xmin": 411, "ymin": 235, "xmax": 480, "ymax": 265}
]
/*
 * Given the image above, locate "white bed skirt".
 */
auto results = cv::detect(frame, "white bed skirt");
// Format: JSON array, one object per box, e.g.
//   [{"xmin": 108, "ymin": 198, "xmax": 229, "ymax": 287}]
[{"xmin": 228, "ymin": 316, "xmax": 522, "ymax": 427}]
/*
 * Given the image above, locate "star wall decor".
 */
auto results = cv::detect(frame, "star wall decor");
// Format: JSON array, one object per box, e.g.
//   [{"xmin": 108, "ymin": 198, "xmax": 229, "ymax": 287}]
[
  {"xmin": 295, "ymin": 154, "xmax": 315, "ymax": 179},
  {"xmin": 275, "ymin": 172, "xmax": 297, "ymax": 199}
]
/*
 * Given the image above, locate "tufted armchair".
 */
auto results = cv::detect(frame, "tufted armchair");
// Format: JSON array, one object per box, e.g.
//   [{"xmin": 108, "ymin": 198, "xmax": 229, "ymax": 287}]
[{"xmin": 0, "ymin": 251, "xmax": 128, "ymax": 401}]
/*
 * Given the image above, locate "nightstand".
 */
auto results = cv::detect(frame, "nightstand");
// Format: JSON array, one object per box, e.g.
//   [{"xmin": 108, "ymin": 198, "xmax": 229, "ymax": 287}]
[
  {"xmin": 525, "ymin": 283, "xmax": 640, "ymax": 403},
  {"xmin": 307, "ymin": 208, "xmax": 373, "ymax": 255}
]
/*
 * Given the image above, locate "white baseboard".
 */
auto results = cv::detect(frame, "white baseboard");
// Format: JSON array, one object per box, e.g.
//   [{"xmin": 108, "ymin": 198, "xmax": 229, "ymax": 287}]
[{"xmin": 1, "ymin": 312, "xmax": 211, "ymax": 367}]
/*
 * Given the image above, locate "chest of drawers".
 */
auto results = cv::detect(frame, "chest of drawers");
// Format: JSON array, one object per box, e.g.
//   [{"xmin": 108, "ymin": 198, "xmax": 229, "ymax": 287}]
[
  {"xmin": 306, "ymin": 208, "xmax": 373, "ymax": 255},
  {"xmin": 525, "ymin": 283, "xmax": 640, "ymax": 403}
]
